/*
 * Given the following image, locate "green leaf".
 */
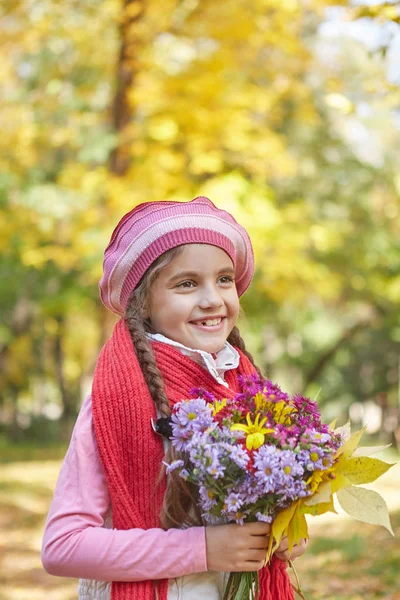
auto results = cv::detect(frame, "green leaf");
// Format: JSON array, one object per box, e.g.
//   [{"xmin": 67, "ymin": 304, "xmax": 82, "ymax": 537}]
[
  {"xmin": 341, "ymin": 456, "xmax": 395, "ymax": 484},
  {"xmin": 336, "ymin": 486, "xmax": 394, "ymax": 536}
]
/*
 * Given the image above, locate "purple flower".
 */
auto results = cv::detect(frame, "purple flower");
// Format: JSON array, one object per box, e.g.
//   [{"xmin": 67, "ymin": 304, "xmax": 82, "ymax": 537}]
[
  {"xmin": 292, "ymin": 394, "xmax": 321, "ymax": 427},
  {"xmin": 170, "ymin": 399, "xmax": 214, "ymax": 450},
  {"xmin": 170, "ymin": 426, "xmax": 191, "ymax": 451},
  {"xmin": 254, "ymin": 446, "xmax": 281, "ymax": 493},
  {"xmin": 204, "ymin": 446, "xmax": 226, "ymax": 478},
  {"xmin": 173, "ymin": 399, "xmax": 212, "ymax": 427},
  {"xmin": 307, "ymin": 445, "xmax": 325, "ymax": 470},
  {"xmin": 232, "ymin": 510, "xmax": 248, "ymax": 525},
  {"xmin": 263, "ymin": 380, "xmax": 289, "ymax": 403},
  {"xmin": 228, "ymin": 445, "xmax": 249, "ymax": 469},
  {"xmin": 236, "ymin": 474, "xmax": 262, "ymax": 504},
  {"xmin": 238, "ymin": 373, "xmax": 265, "ymax": 396},
  {"xmin": 279, "ymin": 450, "xmax": 304, "ymax": 480},
  {"xmin": 163, "ymin": 459, "xmax": 185, "ymax": 474},
  {"xmin": 189, "ymin": 387, "xmax": 216, "ymax": 402},
  {"xmin": 278, "ymin": 479, "xmax": 309, "ymax": 506},
  {"xmin": 199, "ymin": 485, "xmax": 218, "ymax": 511},
  {"xmin": 225, "ymin": 492, "xmax": 245, "ymax": 513},
  {"xmin": 297, "ymin": 446, "xmax": 327, "ymax": 472},
  {"xmin": 256, "ymin": 511, "xmax": 273, "ymax": 523}
]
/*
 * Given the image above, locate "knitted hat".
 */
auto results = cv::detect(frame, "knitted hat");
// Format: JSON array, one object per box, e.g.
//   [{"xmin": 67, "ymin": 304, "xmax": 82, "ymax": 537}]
[{"xmin": 99, "ymin": 196, "xmax": 254, "ymax": 315}]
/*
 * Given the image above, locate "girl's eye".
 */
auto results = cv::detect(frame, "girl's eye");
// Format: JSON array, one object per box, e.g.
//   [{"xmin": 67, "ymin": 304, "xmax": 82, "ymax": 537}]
[
  {"xmin": 176, "ymin": 280, "xmax": 196, "ymax": 289},
  {"xmin": 219, "ymin": 275, "xmax": 234, "ymax": 284}
]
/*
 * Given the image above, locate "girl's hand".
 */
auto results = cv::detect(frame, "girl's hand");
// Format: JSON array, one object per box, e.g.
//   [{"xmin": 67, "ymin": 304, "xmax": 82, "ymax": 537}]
[
  {"xmin": 274, "ymin": 536, "xmax": 308, "ymax": 563},
  {"xmin": 205, "ymin": 522, "xmax": 271, "ymax": 572}
]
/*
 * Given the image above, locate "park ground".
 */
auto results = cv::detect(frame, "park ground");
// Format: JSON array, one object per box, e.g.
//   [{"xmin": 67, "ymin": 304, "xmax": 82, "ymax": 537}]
[{"xmin": 1, "ymin": 450, "xmax": 399, "ymax": 600}]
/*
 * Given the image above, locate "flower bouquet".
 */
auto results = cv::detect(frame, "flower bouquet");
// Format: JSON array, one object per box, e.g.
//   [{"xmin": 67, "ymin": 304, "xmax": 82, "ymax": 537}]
[{"xmin": 165, "ymin": 374, "xmax": 395, "ymax": 600}]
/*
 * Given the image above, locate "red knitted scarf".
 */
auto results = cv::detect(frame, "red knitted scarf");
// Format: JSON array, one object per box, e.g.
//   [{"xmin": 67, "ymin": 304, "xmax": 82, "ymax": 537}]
[{"xmin": 91, "ymin": 319, "xmax": 294, "ymax": 600}]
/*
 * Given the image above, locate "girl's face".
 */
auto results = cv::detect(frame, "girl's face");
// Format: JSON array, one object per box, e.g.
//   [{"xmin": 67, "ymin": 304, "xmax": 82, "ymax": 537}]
[{"xmin": 147, "ymin": 244, "xmax": 240, "ymax": 354}]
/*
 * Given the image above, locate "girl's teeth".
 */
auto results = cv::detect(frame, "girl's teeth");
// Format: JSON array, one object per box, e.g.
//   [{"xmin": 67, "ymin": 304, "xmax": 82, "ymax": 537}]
[{"xmin": 200, "ymin": 318, "xmax": 222, "ymax": 326}]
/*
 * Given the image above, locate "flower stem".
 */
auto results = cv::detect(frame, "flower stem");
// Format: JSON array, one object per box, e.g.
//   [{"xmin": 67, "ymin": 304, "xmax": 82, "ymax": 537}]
[{"xmin": 289, "ymin": 559, "xmax": 307, "ymax": 600}]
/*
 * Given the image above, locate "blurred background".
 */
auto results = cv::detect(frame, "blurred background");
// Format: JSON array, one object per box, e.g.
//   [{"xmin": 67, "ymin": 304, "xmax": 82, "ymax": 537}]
[{"xmin": 1, "ymin": 0, "xmax": 400, "ymax": 599}]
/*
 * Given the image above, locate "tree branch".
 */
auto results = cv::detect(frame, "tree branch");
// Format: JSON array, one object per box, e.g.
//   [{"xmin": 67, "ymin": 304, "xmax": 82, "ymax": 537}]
[{"xmin": 304, "ymin": 317, "xmax": 376, "ymax": 388}]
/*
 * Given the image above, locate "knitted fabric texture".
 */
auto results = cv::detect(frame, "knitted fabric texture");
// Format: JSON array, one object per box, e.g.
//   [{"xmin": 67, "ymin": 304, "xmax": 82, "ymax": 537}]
[
  {"xmin": 99, "ymin": 196, "xmax": 254, "ymax": 315},
  {"xmin": 91, "ymin": 319, "xmax": 294, "ymax": 600}
]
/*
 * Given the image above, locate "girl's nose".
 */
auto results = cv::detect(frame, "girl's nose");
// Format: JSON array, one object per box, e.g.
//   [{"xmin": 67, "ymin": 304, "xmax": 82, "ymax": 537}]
[{"xmin": 198, "ymin": 285, "xmax": 223, "ymax": 309}]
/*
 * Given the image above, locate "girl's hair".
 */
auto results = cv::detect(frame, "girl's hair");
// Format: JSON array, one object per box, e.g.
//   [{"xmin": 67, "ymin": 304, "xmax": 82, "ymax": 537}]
[{"xmin": 124, "ymin": 246, "xmax": 262, "ymax": 528}]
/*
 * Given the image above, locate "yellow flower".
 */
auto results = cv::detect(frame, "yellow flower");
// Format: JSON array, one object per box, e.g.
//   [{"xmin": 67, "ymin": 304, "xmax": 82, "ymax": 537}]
[
  {"xmin": 254, "ymin": 393, "xmax": 294, "ymax": 425},
  {"xmin": 231, "ymin": 413, "xmax": 274, "ymax": 450},
  {"xmin": 211, "ymin": 398, "xmax": 227, "ymax": 416},
  {"xmin": 306, "ymin": 468, "xmax": 334, "ymax": 493},
  {"xmin": 272, "ymin": 401, "xmax": 295, "ymax": 425},
  {"xmin": 254, "ymin": 392, "xmax": 268, "ymax": 412}
]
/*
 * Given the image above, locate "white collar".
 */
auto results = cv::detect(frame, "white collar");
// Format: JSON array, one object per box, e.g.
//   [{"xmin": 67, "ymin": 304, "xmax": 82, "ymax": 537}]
[{"xmin": 147, "ymin": 333, "xmax": 240, "ymax": 388}]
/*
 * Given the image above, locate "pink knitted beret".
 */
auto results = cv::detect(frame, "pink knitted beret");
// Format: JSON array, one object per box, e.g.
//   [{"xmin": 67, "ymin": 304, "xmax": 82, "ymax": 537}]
[{"xmin": 99, "ymin": 196, "xmax": 254, "ymax": 315}]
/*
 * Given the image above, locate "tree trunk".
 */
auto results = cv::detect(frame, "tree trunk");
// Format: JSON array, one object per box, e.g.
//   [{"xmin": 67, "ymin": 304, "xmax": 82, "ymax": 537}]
[
  {"xmin": 53, "ymin": 316, "xmax": 77, "ymax": 441},
  {"xmin": 109, "ymin": 0, "xmax": 145, "ymax": 176}
]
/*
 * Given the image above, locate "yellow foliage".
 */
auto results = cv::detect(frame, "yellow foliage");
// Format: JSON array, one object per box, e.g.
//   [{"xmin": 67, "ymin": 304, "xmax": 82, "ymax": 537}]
[
  {"xmin": 337, "ymin": 486, "xmax": 394, "ymax": 536},
  {"xmin": 341, "ymin": 456, "xmax": 395, "ymax": 485},
  {"xmin": 335, "ymin": 426, "xmax": 367, "ymax": 459},
  {"xmin": 4, "ymin": 335, "xmax": 34, "ymax": 386},
  {"xmin": 267, "ymin": 428, "xmax": 395, "ymax": 561}
]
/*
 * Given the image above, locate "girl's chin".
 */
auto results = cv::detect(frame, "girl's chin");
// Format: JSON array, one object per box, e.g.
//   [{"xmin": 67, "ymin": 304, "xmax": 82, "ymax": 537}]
[{"xmin": 190, "ymin": 338, "xmax": 226, "ymax": 354}]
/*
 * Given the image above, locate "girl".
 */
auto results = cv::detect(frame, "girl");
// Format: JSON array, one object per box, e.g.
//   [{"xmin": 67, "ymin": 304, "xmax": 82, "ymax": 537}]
[{"xmin": 42, "ymin": 196, "xmax": 307, "ymax": 600}]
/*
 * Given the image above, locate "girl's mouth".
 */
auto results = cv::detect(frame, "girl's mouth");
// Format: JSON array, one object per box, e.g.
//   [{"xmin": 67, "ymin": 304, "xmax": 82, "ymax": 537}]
[{"xmin": 190, "ymin": 317, "xmax": 225, "ymax": 331}]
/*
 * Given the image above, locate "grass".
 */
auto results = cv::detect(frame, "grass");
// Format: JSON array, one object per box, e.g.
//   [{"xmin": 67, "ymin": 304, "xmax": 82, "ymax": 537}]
[
  {"xmin": 0, "ymin": 451, "xmax": 399, "ymax": 600},
  {"xmin": 0, "ymin": 459, "xmax": 77, "ymax": 600},
  {"xmin": 0, "ymin": 437, "xmax": 68, "ymax": 463}
]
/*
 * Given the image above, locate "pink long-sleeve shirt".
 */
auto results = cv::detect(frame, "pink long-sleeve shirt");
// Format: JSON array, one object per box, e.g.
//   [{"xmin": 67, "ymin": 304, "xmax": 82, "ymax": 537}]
[{"xmin": 41, "ymin": 394, "xmax": 207, "ymax": 582}]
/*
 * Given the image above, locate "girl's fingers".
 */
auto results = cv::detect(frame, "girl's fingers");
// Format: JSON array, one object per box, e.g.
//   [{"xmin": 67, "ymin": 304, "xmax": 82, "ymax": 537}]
[
  {"xmin": 275, "ymin": 549, "xmax": 291, "ymax": 562},
  {"xmin": 246, "ymin": 522, "xmax": 271, "ymax": 536},
  {"xmin": 246, "ymin": 549, "xmax": 269, "ymax": 562},
  {"xmin": 290, "ymin": 538, "xmax": 308, "ymax": 560},
  {"xmin": 248, "ymin": 537, "xmax": 270, "ymax": 550},
  {"xmin": 276, "ymin": 538, "xmax": 289, "ymax": 552},
  {"xmin": 276, "ymin": 538, "xmax": 309, "ymax": 562}
]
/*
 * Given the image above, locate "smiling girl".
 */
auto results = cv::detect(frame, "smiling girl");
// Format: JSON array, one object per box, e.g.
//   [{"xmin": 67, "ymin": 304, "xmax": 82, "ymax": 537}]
[{"xmin": 42, "ymin": 197, "xmax": 306, "ymax": 600}]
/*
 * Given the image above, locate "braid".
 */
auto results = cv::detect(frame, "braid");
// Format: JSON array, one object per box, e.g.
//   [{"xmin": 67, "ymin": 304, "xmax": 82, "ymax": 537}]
[
  {"xmin": 228, "ymin": 325, "xmax": 263, "ymax": 377},
  {"xmin": 124, "ymin": 310, "xmax": 171, "ymax": 419}
]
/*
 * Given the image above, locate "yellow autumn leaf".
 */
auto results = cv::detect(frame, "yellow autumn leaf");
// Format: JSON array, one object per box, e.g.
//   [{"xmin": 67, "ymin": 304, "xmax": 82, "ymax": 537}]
[
  {"xmin": 341, "ymin": 456, "xmax": 395, "ymax": 485},
  {"xmin": 304, "ymin": 480, "xmax": 332, "ymax": 506},
  {"xmin": 330, "ymin": 472, "xmax": 353, "ymax": 494},
  {"xmin": 268, "ymin": 501, "xmax": 298, "ymax": 559},
  {"xmin": 334, "ymin": 421, "xmax": 351, "ymax": 441},
  {"xmin": 335, "ymin": 426, "xmax": 367, "ymax": 459},
  {"xmin": 353, "ymin": 444, "xmax": 392, "ymax": 457},
  {"xmin": 336, "ymin": 486, "xmax": 394, "ymax": 536},
  {"xmin": 301, "ymin": 496, "xmax": 336, "ymax": 517},
  {"xmin": 287, "ymin": 511, "xmax": 309, "ymax": 553}
]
